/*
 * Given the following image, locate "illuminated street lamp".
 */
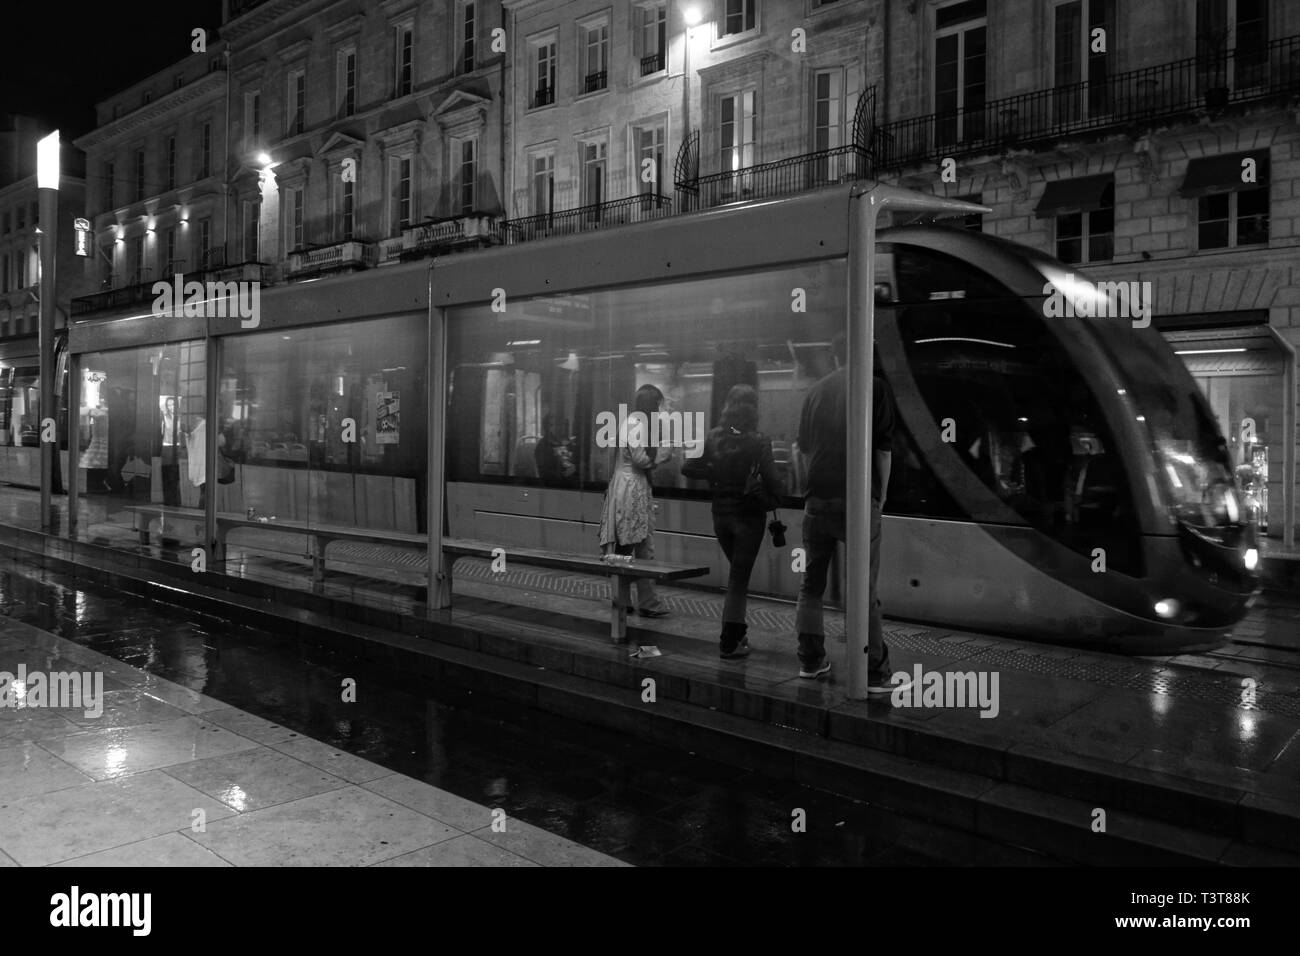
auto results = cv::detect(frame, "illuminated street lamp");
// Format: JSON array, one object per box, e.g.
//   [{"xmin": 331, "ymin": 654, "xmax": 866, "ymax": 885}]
[{"xmin": 37, "ymin": 130, "xmax": 60, "ymax": 528}]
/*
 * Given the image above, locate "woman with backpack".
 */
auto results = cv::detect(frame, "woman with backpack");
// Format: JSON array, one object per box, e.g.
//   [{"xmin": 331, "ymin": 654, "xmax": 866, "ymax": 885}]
[{"xmin": 683, "ymin": 384, "xmax": 782, "ymax": 659}]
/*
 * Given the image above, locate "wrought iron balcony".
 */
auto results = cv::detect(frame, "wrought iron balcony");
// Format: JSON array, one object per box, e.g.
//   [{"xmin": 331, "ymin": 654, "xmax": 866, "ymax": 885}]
[
  {"xmin": 384, "ymin": 214, "xmax": 503, "ymax": 263},
  {"xmin": 502, "ymin": 193, "xmax": 673, "ymax": 245},
  {"xmin": 677, "ymin": 145, "xmax": 871, "ymax": 211},
  {"xmin": 641, "ymin": 52, "xmax": 665, "ymax": 76},
  {"xmin": 533, "ymin": 85, "xmax": 554, "ymax": 108},
  {"xmin": 583, "ymin": 70, "xmax": 608, "ymax": 93},
  {"xmin": 71, "ymin": 257, "xmax": 271, "ymax": 318},
  {"xmin": 876, "ymin": 33, "xmax": 1300, "ymax": 171}
]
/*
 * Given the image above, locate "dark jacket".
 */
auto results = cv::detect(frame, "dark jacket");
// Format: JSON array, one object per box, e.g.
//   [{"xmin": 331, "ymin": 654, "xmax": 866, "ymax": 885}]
[{"xmin": 683, "ymin": 426, "xmax": 781, "ymax": 513}]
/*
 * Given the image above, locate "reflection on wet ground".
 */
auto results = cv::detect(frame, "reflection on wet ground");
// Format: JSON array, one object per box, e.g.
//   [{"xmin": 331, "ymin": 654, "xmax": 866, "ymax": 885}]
[{"xmin": 0, "ymin": 555, "xmax": 946, "ymax": 866}]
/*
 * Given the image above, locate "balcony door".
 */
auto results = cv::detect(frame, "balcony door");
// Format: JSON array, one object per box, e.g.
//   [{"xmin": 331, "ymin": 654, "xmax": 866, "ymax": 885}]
[
  {"xmin": 1197, "ymin": 0, "xmax": 1269, "ymax": 94},
  {"xmin": 933, "ymin": 1, "xmax": 987, "ymax": 149},
  {"xmin": 719, "ymin": 90, "xmax": 755, "ymax": 201},
  {"xmin": 1052, "ymin": 0, "xmax": 1114, "ymax": 126},
  {"xmin": 581, "ymin": 140, "xmax": 607, "ymax": 223}
]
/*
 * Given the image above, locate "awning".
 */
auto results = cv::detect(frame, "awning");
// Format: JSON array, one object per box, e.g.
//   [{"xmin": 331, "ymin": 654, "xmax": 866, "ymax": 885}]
[
  {"xmin": 1034, "ymin": 174, "xmax": 1114, "ymax": 218},
  {"xmin": 1179, "ymin": 150, "xmax": 1270, "ymax": 199}
]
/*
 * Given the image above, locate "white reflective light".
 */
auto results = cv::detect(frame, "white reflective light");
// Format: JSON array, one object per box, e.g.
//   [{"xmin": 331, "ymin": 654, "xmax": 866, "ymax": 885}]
[
  {"xmin": 1244, "ymin": 548, "xmax": 1259, "ymax": 571},
  {"xmin": 1154, "ymin": 599, "xmax": 1180, "ymax": 619},
  {"xmin": 684, "ymin": 6, "xmax": 702, "ymax": 26},
  {"xmin": 37, "ymin": 130, "xmax": 60, "ymax": 189}
]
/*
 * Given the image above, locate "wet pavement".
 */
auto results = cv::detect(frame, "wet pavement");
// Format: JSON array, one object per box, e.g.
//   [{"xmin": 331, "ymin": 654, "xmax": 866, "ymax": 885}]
[{"xmin": 0, "ymin": 554, "xmax": 946, "ymax": 866}]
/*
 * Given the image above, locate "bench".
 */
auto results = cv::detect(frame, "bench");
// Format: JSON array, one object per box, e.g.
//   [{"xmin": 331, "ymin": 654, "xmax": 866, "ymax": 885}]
[
  {"xmin": 442, "ymin": 537, "xmax": 709, "ymax": 644},
  {"xmin": 129, "ymin": 506, "xmax": 425, "ymax": 589}
]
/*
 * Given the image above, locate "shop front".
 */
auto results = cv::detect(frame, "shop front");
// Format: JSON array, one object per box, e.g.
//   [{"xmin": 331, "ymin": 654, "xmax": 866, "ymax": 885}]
[{"xmin": 1158, "ymin": 311, "xmax": 1296, "ymax": 548}]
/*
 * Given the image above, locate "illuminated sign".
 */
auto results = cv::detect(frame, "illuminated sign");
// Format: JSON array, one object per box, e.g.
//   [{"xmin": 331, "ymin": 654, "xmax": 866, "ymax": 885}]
[{"xmin": 74, "ymin": 218, "xmax": 90, "ymax": 257}]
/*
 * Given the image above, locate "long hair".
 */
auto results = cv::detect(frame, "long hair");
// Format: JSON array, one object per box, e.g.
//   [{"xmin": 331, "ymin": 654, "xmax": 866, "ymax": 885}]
[
  {"xmin": 719, "ymin": 384, "xmax": 758, "ymax": 435},
  {"xmin": 634, "ymin": 384, "xmax": 664, "ymax": 417}
]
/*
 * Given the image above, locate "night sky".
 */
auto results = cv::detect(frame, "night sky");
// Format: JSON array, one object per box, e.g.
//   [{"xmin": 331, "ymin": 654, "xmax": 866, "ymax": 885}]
[{"xmin": 1, "ymin": 1, "xmax": 225, "ymax": 139}]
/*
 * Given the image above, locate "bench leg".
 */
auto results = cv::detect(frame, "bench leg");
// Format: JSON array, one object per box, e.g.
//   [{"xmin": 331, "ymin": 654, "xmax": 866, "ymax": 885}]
[{"xmin": 611, "ymin": 575, "xmax": 631, "ymax": 644}]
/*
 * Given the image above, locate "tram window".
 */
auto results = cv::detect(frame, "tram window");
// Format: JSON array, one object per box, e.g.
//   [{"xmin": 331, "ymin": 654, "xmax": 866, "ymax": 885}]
[
  {"xmin": 445, "ymin": 260, "xmax": 846, "ymax": 503},
  {"xmin": 893, "ymin": 260, "xmax": 1140, "ymax": 574},
  {"xmin": 0, "ymin": 367, "xmax": 40, "ymax": 447}
]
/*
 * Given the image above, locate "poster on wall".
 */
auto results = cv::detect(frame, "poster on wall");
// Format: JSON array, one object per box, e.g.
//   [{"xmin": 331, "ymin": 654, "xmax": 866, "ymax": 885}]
[{"xmin": 376, "ymin": 390, "xmax": 400, "ymax": 445}]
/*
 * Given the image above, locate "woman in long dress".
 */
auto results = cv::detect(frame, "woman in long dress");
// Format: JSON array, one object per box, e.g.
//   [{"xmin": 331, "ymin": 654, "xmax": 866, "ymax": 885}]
[{"xmin": 598, "ymin": 384, "xmax": 670, "ymax": 617}]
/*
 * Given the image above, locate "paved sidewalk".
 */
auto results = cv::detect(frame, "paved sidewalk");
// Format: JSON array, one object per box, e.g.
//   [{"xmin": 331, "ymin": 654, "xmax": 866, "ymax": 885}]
[{"xmin": 0, "ymin": 616, "xmax": 626, "ymax": 867}]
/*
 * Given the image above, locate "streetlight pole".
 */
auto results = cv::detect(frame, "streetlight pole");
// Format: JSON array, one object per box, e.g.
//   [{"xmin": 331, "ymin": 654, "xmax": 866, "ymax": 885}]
[
  {"xmin": 844, "ymin": 184, "xmax": 989, "ymax": 700},
  {"xmin": 37, "ymin": 130, "xmax": 60, "ymax": 531}
]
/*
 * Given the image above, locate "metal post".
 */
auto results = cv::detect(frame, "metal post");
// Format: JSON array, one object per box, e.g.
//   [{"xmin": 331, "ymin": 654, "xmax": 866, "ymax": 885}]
[
  {"xmin": 427, "ymin": 270, "xmax": 450, "ymax": 611},
  {"xmin": 205, "ymin": 335, "xmax": 220, "ymax": 567},
  {"xmin": 845, "ymin": 185, "xmax": 989, "ymax": 700},
  {"xmin": 66, "ymin": 350, "xmax": 80, "ymax": 533},
  {"xmin": 37, "ymin": 175, "xmax": 58, "ymax": 528}
]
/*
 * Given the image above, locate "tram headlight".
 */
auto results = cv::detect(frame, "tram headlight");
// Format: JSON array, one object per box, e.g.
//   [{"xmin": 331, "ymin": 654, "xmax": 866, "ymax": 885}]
[
  {"xmin": 1244, "ymin": 548, "xmax": 1259, "ymax": 572},
  {"xmin": 1154, "ymin": 598, "xmax": 1181, "ymax": 619}
]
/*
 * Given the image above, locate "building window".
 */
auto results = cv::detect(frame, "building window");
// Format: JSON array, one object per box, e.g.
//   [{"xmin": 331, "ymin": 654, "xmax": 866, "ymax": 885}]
[
  {"xmin": 174, "ymin": 74, "xmax": 185, "ymax": 90},
  {"xmin": 454, "ymin": 138, "xmax": 478, "ymax": 215},
  {"xmin": 391, "ymin": 157, "xmax": 413, "ymax": 233},
  {"xmin": 1197, "ymin": 0, "xmax": 1269, "ymax": 92},
  {"xmin": 460, "ymin": 1, "xmax": 476, "ymax": 74},
  {"xmin": 1198, "ymin": 188, "xmax": 1268, "ymax": 249},
  {"xmin": 1056, "ymin": 182, "xmax": 1114, "ymax": 263},
  {"xmin": 719, "ymin": 90, "xmax": 756, "ymax": 175},
  {"xmin": 531, "ymin": 33, "xmax": 557, "ymax": 107},
  {"xmin": 166, "ymin": 135, "xmax": 177, "ymax": 190},
  {"xmin": 580, "ymin": 17, "xmax": 609, "ymax": 93},
  {"xmin": 289, "ymin": 187, "xmax": 305, "ymax": 250},
  {"xmin": 288, "ymin": 69, "xmax": 306, "ymax": 135},
  {"xmin": 338, "ymin": 49, "xmax": 357, "ymax": 116},
  {"xmin": 580, "ymin": 139, "xmax": 607, "ymax": 210},
  {"xmin": 162, "ymin": 227, "xmax": 178, "ymax": 274},
  {"xmin": 130, "ymin": 235, "xmax": 146, "ymax": 285},
  {"xmin": 246, "ymin": 91, "xmax": 262, "ymax": 146},
  {"xmin": 721, "ymin": 0, "xmax": 757, "ymax": 37},
  {"xmin": 395, "ymin": 22, "xmax": 414, "ymax": 97},
  {"xmin": 201, "ymin": 122, "xmax": 212, "ymax": 178},
  {"xmin": 1, "ymin": 254, "xmax": 8, "ymax": 294},
  {"xmin": 134, "ymin": 149, "xmax": 146, "ymax": 201},
  {"xmin": 635, "ymin": 3, "xmax": 667, "ymax": 75},
  {"xmin": 934, "ymin": 0, "xmax": 987, "ymax": 147},
  {"xmin": 530, "ymin": 151, "xmax": 555, "ymax": 217},
  {"xmin": 1, "ymin": 209, "xmax": 8, "ymax": 234},
  {"xmin": 633, "ymin": 122, "xmax": 665, "ymax": 195},
  {"xmin": 245, "ymin": 200, "xmax": 262, "ymax": 259},
  {"xmin": 1053, "ymin": 0, "xmax": 1114, "ymax": 123},
  {"xmin": 15, "ymin": 204, "xmax": 25, "ymax": 230},
  {"xmin": 339, "ymin": 178, "xmax": 354, "ymax": 241},
  {"xmin": 143, "ymin": 90, "xmax": 153, "ymax": 105},
  {"xmin": 198, "ymin": 218, "xmax": 212, "ymax": 268},
  {"xmin": 105, "ymin": 162, "xmax": 116, "ymax": 208}
]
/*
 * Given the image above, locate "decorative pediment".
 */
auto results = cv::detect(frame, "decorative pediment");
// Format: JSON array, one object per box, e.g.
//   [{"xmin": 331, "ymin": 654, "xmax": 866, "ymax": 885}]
[
  {"xmin": 234, "ymin": 58, "xmax": 267, "ymax": 84},
  {"xmin": 326, "ymin": 14, "xmax": 365, "ymax": 41},
  {"xmin": 272, "ymin": 155, "xmax": 312, "ymax": 189},
  {"xmin": 374, "ymin": 118, "xmax": 425, "ymax": 154},
  {"xmin": 318, "ymin": 131, "xmax": 366, "ymax": 159},
  {"xmin": 432, "ymin": 90, "xmax": 491, "ymax": 138},
  {"xmin": 281, "ymin": 38, "xmax": 311, "ymax": 64}
]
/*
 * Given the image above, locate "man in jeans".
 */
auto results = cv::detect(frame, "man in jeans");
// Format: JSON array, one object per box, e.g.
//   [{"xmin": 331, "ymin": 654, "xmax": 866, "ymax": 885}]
[{"xmin": 794, "ymin": 334, "xmax": 908, "ymax": 693}]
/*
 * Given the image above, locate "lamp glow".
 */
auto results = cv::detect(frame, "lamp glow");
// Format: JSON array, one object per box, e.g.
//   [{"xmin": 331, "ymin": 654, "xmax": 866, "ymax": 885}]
[
  {"xmin": 684, "ymin": 6, "xmax": 702, "ymax": 26},
  {"xmin": 257, "ymin": 152, "xmax": 273, "ymax": 167},
  {"xmin": 1244, "ymin": 548, "xmax": 1259, "ymax": 571},
  {"xmin": 37, "ymin": 130, "xmax": 61, "ymax": 190}
]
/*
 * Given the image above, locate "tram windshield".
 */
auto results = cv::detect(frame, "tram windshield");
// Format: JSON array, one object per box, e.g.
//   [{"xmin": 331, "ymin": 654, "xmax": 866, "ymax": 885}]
[{"xmin": 1088, "ymin": 324, "xmax": 1241, "ymax": 533}]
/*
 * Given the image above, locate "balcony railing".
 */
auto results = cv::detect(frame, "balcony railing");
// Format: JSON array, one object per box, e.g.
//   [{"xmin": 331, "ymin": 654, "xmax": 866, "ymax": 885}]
[
  {"xmin": 286, "ymin": 239, "xmax": 377, "ymax": 278},
  {"xmin": 533, "ymin": 85, "xmax": 554, "ymax": 108},
  {"xmin": 502, "ymin": 193, "xmax": 673, "ymax": 245},
  {"xmin": 641, "ymin": 52, "xmax": 665, "ymax": 76},
  {"xmin": 382, "ymin": 214, "xmax": 503, "ymax": 263},
  {"xmin": 583, "ymin": 70, "xmax": 608, "ymax": 93},
  {"xmin": 876, "ymin": 33, "xmax": 1300, "ymax": 170},
  {"xmin": 71, "ymin": 258, "xmax": 271, "ymax": 317},
  {"xmin": 678, "ymin": 144, "xmax": 870, "ymax": 211}
]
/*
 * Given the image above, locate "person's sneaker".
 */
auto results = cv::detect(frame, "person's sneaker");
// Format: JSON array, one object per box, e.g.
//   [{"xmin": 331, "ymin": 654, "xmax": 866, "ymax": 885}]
[
  {"xmin": 799, "ymin": 659, "xmax": 832, "ymax": 679},
  {"xmin": 720, "ymin": 639, "xmax": 750, "ymax": 660},
  {"xmin": 638, "ymin": 607, "xmax": 670, "ymax": 618},
  {"xmin": 868, "ymin": 671, "xmax": 911, "ymax": 695}
]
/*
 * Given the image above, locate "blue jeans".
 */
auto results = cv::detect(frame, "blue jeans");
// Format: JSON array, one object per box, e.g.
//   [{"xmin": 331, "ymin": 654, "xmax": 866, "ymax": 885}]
[
  {"xmin": 712, "ymin": 506, "xmax": 766, "ymax": 625},
  {"xmin": 794, "ymin": 497, "xmax": 890, "ymax": 678}
]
